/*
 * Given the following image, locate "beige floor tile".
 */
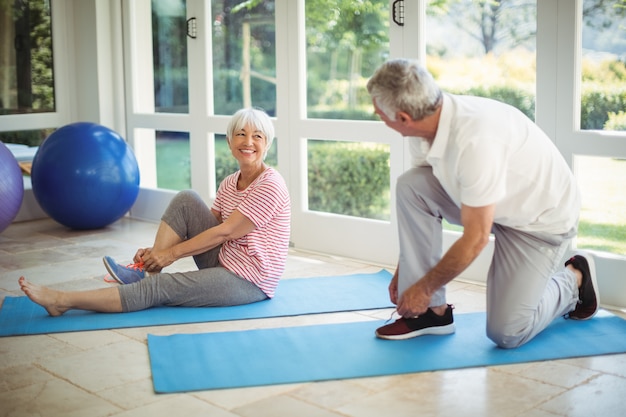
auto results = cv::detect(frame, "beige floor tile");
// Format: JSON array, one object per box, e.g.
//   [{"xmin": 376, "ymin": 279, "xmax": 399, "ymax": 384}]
[
  {"xmin": 496, "ymin": 360, "xmax": 600, "ymax": 389},
  {"xmin": 97, "ymin": 377, "xmax": 166, "ymax": 410},
  {"xmin": 563, "ymin": 353, "xmax": 626, "ymax": 379},
  {"xmin": 0, "ymin": 378, "xmax": 122, "ymax": 417},
  {"xmin": 233, "ymin": 395, "xmax": 345, "ymax": 417},
  {"xmin": 515, "ymin": 408, "xmax": 564, "ymax": 417},
  {"xmin": 49, "ymin": 329, "xmax": 132, "ymax": 350},
  {"xmin": 37, "ymin": 339, "xmax": 151, "ymax": 393},
  {"xmin": 0, "ymin": 334, "xmax": 82, "ymax": 368},
  {"xmin": 110, "ymin": 395, "xmax": 240, "ymax": 417},
  {"xmin": 291, "ymin": 380, "xmax": 374, "ymax": 410},
  {"xmin": 193, "ymin": 383, "xmax": 304, "ymax": 410},
  {"xmin": 539, "ymin": 373, "xmax": 626, "ymax": 417},
  {"xmin": 0, "ymin": 364, "xmax": 55, "ymax": 393},
  {"xmin": 337, "ymin": 368, "xmax": 565, "ymax": 417},
  {"xmin": 1, "ymin": 257, "xmax": 107, "ymax": 290}
]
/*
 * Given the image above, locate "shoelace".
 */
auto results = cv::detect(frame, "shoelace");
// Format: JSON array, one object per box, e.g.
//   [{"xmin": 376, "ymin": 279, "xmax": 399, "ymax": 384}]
[
  {"xmin": 385, "ymin": 309, "xmax": 399, "ymax": 324},
  {"xmin": 103, "ymin": 261, "xmax": 145, "ymax": 283},
  {"xmin": 125, "ymin": 261, "xmax": 145, "ymax": 271}
]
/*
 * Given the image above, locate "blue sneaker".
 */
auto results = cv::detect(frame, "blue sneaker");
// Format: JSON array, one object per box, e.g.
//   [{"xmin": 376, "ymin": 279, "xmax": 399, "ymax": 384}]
[{"xmin": 102, "ymin": 256, "xmax": 145, "ymax": 284}]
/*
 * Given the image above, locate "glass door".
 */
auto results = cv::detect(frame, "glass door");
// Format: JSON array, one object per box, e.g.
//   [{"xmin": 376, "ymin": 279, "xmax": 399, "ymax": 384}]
[{"xmin": 285, "ymin": 0, "xmax": 403, "ymax": 265}]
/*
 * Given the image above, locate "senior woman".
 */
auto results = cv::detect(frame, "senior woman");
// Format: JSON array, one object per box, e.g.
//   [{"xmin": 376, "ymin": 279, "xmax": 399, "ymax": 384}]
[{"xmin": 19, "ymin": 108, "xmax": 291, "ymax": 316}]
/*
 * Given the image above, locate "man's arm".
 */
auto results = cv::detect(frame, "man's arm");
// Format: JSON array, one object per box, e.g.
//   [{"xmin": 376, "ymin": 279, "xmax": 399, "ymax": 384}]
[{"xmin": 396, "ymin": 203, "xmax": 494, "ymax": 317}]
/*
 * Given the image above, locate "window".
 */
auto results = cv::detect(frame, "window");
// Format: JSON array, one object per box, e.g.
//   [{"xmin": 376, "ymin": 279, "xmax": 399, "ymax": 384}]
[
  {"xmin": 156, "ymin": 130, "xmax": 190, "ymax": 190},
  {"xmin": 580, "ymin": 0, "xmax": 626, "ymax": 132},
  {"xmin": 211, "ymin": 0, "xmax": 276, "ymax": 115},
  {"xmin": 575, "ymin": 155, "xmax": 626, "ymax": 255},
  {"xmin": 306, "ymin": 0, "xmax": 389, "ymax": 120},
  {"xmin": 307, "ymin": 140, "xmax": 390, "ymax": 220},
  {"xmin": 574, "ymin": 0, "xmax": 626, "ymax": 257},
  {"xmin": 426, "ymin": 0, "xmax": 537, "ymax": 120},
  {"xmin": 152, "ymin": 0, "xmax": 189, "ymax": 114},
  {"xmin": 303, "ymin": 0, "xmax": 391, "ymax": 220},
  {"xmin": 0, "ymin": 0, "xmax": 54, "ymax": 117}
]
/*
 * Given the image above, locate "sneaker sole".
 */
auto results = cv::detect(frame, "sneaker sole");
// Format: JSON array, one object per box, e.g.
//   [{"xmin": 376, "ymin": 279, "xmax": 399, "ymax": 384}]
[
  {"xmin": 571, "ymin": 250, "xmax": 600, "ymax": 320},
  {"xmin": 102, "ymin": 256, "xmax": 125, "ymax": 285},
  {"xmin": 376, "ymin": 323, "xmax": 456, "ymax": 340}
]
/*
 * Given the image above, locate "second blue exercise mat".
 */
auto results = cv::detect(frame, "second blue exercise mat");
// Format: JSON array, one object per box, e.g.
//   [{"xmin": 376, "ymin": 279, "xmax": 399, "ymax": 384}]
[
  {"xmin": 0, "ymin": 270, "xmax": 393, "ymax": 336},
  {"xmin": 148, "ymin": 310, "xmax": 626, "ymax": 393}
]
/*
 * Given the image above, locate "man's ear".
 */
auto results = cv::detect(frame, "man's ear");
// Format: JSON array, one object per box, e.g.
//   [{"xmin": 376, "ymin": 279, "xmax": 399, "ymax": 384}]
[{"xmin": 396, "ymin": 111, "xmax": 412, "ymax": 124}]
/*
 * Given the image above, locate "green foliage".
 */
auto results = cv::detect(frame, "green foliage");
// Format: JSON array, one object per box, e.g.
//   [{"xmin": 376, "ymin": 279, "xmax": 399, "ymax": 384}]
[
  {"xmin": 604, "ymin": 110, "xmax": 626, "ymax": 131},
  {"xmin": 448, "ymin": 85, "xmax": 536, "ymax": 120},
  {"xmin": 307, "ymin": 141, "xmax": 390, "ymax": 220},
  {"xmin": 308, "ymin": 108, "xmax": 377, "ymax": 121},
  {"xmin": 0, "ymin": 129, "xmax": 52, "ymax": 147},
  {"xmin": 580, "ymin": 85, "xmax": 626, "ymax": 129}
]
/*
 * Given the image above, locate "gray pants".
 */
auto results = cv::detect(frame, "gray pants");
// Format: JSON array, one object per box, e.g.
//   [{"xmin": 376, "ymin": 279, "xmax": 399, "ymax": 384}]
[
  {"xmin": 118, "ymin": 190, "xmax": 268, "ymax": 312},
  {"xmin": 397, "ymin": 167, "xmax": 579, "ymax": 348}
]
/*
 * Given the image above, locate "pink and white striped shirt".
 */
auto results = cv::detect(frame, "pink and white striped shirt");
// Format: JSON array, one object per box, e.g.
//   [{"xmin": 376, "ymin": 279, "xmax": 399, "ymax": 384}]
[{"xmin": 212, "ymin": 167, "xmax": 291, "ymax": 298}]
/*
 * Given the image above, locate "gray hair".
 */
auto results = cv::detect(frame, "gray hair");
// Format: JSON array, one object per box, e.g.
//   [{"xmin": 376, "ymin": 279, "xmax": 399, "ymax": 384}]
[
  {"xmin": 226, "ymin": 108, "xmax": 275, "ymax": 159},
  {"xmin": 367, "ymin": 58, "xmax": 442, "ymax": 121}
]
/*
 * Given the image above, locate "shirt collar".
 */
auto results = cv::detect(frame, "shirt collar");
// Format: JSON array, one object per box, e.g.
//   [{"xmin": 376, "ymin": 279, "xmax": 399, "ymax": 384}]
[{"xmin": 425, "ymin": 93, "xmax": 452, "ymax": 161}]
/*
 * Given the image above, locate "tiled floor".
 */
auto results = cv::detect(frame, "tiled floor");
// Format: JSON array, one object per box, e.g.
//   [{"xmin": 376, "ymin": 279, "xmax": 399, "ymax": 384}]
[{"xmin": 0, "ymin": 218, "xmax": 625, "ymax": 417}]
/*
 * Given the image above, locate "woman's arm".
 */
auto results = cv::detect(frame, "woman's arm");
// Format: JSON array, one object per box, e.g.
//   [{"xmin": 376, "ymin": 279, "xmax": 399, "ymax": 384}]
[{"xmin": 143, "ymin": 209, "xmax": 256, "ymax": 269}]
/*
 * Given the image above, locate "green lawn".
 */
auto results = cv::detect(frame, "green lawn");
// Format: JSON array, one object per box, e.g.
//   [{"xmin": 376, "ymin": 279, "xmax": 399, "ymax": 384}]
[{"xmin": 576, "ymin": 156, "xmax": 626, "ymax": 255}]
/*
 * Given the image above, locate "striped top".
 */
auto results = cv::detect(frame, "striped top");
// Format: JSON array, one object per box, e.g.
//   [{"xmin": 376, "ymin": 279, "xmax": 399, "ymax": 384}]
[{"xmin": 212, "ymin": 167, "xmax": 291, "ymax": 298}]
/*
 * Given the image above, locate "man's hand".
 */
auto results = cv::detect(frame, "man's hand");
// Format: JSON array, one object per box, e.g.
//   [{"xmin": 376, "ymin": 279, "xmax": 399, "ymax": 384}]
[{"xmin": 396, "ymin": 282, "xmax": 431, "ymax": 317}]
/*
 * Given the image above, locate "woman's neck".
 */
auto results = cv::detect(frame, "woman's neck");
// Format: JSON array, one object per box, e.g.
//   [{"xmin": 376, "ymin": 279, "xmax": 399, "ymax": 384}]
[{"xmin": 237, "ymin": 163, "xmax": 267, "ymax": 190}]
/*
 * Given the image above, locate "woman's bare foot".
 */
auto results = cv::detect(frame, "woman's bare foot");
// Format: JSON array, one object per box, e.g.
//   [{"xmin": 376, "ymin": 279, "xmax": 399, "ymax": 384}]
[{"xmin": 18, "ymin": 277, "xmax": 69, "ymax": 317}]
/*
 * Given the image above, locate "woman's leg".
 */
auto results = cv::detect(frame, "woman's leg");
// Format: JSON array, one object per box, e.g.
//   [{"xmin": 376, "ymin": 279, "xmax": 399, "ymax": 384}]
[
  {"xmin": 158, "ymin": 190, "xmax": 222, "ymax": 270},
  {"xmin": 119, "ymin": 267, "xmax": 268, "ymax": 311},
  {"xmin": 19, "ymin": 264, "xmax": 267, "ymax": 316},
  {"xmin": 19, "ymin": 277, "xmax": 123, "ymax": 316}
]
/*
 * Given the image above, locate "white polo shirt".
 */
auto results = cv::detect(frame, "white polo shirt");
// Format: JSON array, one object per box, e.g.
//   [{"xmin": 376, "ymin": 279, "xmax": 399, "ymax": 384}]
[{"xmin": 409, "ymin": 93, "xmax": 580, "ymax": 234}]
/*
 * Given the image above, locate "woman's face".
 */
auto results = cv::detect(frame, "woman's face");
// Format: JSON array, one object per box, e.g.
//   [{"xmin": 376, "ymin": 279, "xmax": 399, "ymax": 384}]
[{"xmin": 228, "ymin": 123, "xmax": 268, "ymax": 168}]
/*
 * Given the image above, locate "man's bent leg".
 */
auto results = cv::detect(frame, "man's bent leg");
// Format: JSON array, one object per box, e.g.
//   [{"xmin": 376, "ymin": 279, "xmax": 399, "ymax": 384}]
[{"xmin": 486, "ymin": 225, "xmax": 579, "ymax": 348}]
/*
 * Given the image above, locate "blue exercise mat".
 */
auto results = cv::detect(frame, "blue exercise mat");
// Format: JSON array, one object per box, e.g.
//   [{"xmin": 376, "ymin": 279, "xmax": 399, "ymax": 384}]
[
  {"xmin": 0, "ymin": 270, "xmax": 392, "ymax": 336},
  {"xmin": 148, "ymin": 310, "xmax": 626, "ymax": 393}
]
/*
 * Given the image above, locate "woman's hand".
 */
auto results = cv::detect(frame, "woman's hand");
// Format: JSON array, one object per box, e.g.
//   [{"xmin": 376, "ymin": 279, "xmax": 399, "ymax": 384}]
[
  {"xmin": 134, "ymin": 247, "xmax": 175, "ymax": 272},
  {"xmin": 133, "ymin": 248, "xmax": 150, "ymax": 265}
]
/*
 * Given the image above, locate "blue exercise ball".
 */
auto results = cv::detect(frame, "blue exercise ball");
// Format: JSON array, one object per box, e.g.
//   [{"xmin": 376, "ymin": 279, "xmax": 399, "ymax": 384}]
[
  {"xmin": 31, "ymin": 122, "xmax": 140, "ymax": 230},
  {"xmin": 0, "ymin": 142, "xmax": 25, "ymax": 233}
]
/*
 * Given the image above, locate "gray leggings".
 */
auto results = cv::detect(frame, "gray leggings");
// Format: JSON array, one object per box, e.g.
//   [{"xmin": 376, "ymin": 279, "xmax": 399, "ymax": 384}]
[{"xmin": 118, "ymin": 190, "xmax": 268, "ymax": 312}]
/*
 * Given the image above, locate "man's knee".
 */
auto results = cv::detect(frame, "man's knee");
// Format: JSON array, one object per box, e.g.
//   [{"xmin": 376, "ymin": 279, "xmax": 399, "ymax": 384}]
[
  {"xmin": 486, "ymin": 321, "xmax": 532, "ymax": 349},
  {"xmin": 396, "ymin": 167, "xmax": 432, "ymax": 198}
]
